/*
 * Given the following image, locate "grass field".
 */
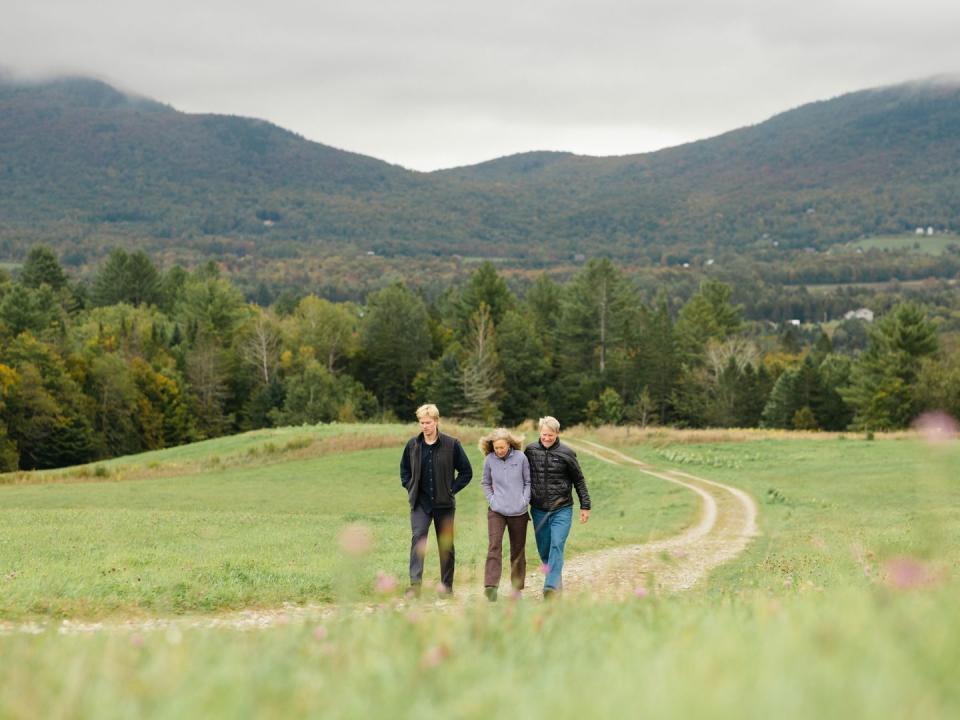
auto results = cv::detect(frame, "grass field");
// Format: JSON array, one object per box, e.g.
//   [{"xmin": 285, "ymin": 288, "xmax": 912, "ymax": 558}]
[
  {"xmin": 2, "ymin": 425, "xmax": 959, "ymax": 719},
  {"xmin": 0, "ymin": 423, "xmax": 696, "ymax": 619},
  {"xmin": 846, "ymin": 233, "xmax": 958, "ymax": 255}
]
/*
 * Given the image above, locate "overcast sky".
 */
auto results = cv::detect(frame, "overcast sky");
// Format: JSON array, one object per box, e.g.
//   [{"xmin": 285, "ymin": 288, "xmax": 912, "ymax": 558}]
[{"xmin": 3, "ymin": 1, "xmax": 960, "ymax": 171}]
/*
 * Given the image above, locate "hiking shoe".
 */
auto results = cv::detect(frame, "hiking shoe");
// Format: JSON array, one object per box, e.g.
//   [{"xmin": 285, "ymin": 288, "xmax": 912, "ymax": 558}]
[
  {"xmin": 543, "ymin": 587, "xmax": 559, "ymax": 601},
  {"xmin": 404, "ymin": 585, "xmax": 422, "ymax": 600},
  {"xmin": 484, "ymin": 586, "xmax": 498, "ymax": 602}
]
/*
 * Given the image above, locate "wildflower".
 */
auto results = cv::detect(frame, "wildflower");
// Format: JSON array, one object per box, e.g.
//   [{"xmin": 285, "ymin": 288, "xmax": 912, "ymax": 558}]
[
  {"xmin": 130, "ymin": 633, "xmax": 144, "ymax": 647},
  {"xmin": 634, "ymin": 586, "xmax": 649, "ymax": 598},
  {"xmin": 374, "ymin": 571, "xmax": 399, "ymax": 595},
  {"xmin": 420, "ymin": 643, "xmax": 451, "ymax": 669},
  {"xmin": 883, "ymin": 556, "xmax": 937, "ymax": 591},
  {"xmin": 338, "ymin": 523, "xmax": 374, "ymax": 556},
  {"xmin": 414, "ymin": 537, "xmax": 428, "ymax": 559},
  {"xmin": 913, "ymin": 411, "xmax": 959, "ymax": 445},
  {"xmin": 313, "ymin": 625, "xmax": 329, "ymax": 641}
]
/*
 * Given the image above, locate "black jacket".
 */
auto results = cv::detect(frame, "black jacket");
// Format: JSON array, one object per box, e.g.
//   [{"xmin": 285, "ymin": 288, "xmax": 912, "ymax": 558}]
[
  {"xmin": 524, "ymin": 440, "xmax": 591, "ymax": 512},
  {"xmin": 400, "ymin": 432, "xmax": 473, "ymax": 509}
]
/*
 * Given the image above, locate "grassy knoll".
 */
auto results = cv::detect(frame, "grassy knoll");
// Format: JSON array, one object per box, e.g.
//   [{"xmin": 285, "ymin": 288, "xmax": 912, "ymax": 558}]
[
  {"xmin": 0, "ymin": 423, "xmax": 695, "ymax": 619},
  {"xmin": 2, "ymin": 427, "xmax": 959, "ymax": 719}
]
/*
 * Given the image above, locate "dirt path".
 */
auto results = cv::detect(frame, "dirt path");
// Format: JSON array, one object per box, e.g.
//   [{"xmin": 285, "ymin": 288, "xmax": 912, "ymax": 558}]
[
  {"xmin": 2, "ymin": 440, "xmax": 758, "ymax": 634},
  {"xmin": 551, "ymin": 439, "xmax": 759, "ymax": 598}
]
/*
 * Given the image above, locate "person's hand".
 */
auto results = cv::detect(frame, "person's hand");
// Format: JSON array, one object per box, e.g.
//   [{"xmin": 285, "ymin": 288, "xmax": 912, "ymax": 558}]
[{"xmin": 580, "ymin": 509, "xmax": 590, "ymax": 524}]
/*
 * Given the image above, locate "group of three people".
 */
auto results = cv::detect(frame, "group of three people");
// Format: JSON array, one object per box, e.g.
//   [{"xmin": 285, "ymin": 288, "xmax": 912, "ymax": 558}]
[{"xmin": 399, "ymin": 404, "xmax": 591, "ymax": 600}]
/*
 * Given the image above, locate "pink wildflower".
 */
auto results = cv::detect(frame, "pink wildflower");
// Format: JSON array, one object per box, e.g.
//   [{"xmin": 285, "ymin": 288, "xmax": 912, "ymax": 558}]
[
  {"xmin": 420, "ymin": 643, "xmax": 451, "ymax": 669},
  {"xmin": 374, "ymin": 571, "xmax": 399, "ymax": 595},
  {"xmin": 338, "ymin": 523, "xmax": 374, "ymax": 556},
  {"xmin": 913, "ymin": 411, "xmax": 959, "ymax": 445},
  {"xmin": 883, "ymin": 556, "xmax": 937, "ymax": 591}
]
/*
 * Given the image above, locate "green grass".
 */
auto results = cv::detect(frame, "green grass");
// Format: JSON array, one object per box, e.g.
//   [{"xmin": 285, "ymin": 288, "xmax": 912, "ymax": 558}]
[
  {"xmin": 3, "ymin": 427, "xmax": 960, "ymax": 719},
  {"xmin": 846, "ymin": 233, "xmax": 958, "ymax": 255},
  {"xmin": 619, "ymin": 436, "xmax": 960, "ymax": 597},
  {"xmin": 0, "ymin": 424, "xmax": 696, "ymax": 619}
]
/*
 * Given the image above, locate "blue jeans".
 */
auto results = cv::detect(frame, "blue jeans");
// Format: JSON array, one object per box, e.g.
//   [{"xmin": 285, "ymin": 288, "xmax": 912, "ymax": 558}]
[{"xmin": 530, "ymin": 506, "xmax": 573, "ymax": 591}]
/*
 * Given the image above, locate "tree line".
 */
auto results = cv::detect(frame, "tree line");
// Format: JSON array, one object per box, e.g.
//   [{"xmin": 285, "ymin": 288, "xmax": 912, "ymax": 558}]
[{"xmin": 1, "ymin": 247, "xmax": 958, "ymax": 471}]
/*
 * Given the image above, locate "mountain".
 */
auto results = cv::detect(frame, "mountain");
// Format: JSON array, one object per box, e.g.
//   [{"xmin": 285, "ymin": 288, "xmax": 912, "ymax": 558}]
[{"xmin": 1, "ymin": 75, "xmax": 959, "ymax": 265}]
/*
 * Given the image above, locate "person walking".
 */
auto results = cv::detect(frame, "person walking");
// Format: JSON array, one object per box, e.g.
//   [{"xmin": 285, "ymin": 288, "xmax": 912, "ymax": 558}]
[
  {"xmin": 479, "ymin": 428, "xmax": 531, "ymax": 601},
  {"xmin": 524, "ymin": 416, "xmax": 590, "ymax": 598},
  {"xmin": 400, "ymin": 404, "xmax": 473, "ymax": 597}
]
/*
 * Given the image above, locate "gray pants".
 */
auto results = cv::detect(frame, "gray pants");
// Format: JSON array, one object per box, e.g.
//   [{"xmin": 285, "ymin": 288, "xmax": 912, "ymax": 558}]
[{"xmin": 409, "ymin": 504, "xmax": 456, "ymax": 591}]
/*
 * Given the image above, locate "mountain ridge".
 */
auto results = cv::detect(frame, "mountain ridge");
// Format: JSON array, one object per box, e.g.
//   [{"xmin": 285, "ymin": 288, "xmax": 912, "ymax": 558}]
[{"xmin": 1, "ymin": 74, "xmax": 958, "ymax": 263}]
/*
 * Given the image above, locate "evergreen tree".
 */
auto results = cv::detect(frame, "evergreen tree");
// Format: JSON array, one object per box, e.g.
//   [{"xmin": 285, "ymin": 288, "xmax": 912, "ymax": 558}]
[
  {"xmin": 842, "ymin": 303, "xmax": 937, "ymax": 430},
  {"xmin": 412, "ymin": 342, "xmax": 468, "ymax": 418},
  {"xmin": 675, "ymin": 279, "xmax": 744, "ymax": 363},
  {"xmin": 20, "ymin": 246, "xmax": 67, "ymax": 290},
  {"xmin": 497, "ymin": 309, "xmax": 551, "ymax": 425},
  {"xmin": 460, "ymin": 304, "xmax": 503, "ymax": 424},
  {"xmin": 92, "ymin": 249, "xmax": 162, "ymax": 307},
  {"xmin": 358, "ymin": 283, "xmax": 432, "ymax": 418},
  {"xmin": 456, "ymin": 262, "xmax": 515, "ymax": 333},
  {"xmin": 636, "ymin": 291, "xmax": 678, "ymax": 424}
]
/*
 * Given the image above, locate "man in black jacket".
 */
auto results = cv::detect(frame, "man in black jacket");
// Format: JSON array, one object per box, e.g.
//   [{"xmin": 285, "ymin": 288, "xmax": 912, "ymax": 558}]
[
  {"xmin": 524, "ymin": 415, "xmax": 590, "ymax": 598},
  {"xmin": 400, "ymin": 403, "xmax": 473, "ymax": 596}
]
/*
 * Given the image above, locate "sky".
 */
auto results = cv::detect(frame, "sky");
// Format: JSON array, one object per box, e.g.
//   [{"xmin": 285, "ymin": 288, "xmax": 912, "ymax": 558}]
[{"xmin": 3, "ymin": 0, "xmax": 960, "ymax": 171}]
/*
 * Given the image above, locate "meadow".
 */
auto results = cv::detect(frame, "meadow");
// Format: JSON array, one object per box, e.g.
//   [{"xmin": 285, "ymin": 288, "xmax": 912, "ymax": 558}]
[
  {"xmin": 2, "ymin": 424, "xmax": 959, "ymax": 719},
  {"xmin": 847, "ymin": 233, "xmax": 958, "ymax": 255}
]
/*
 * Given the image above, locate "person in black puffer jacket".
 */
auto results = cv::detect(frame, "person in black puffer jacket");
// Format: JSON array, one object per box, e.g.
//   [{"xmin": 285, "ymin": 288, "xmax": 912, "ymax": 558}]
[{"xmin": 524, "ymin": 415, "xmax": 590, "ymax": 597}]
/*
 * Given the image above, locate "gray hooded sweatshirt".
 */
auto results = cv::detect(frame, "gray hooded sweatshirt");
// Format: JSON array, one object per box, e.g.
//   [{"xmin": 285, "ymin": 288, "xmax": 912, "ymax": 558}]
[{"xmin": 481, "ymin": 448, "xmax": 531, "ymax": 517}]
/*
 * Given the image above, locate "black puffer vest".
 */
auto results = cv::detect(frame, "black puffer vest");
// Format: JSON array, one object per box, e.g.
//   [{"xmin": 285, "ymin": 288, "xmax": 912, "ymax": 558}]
[{"xmin": 524, "ymin": 440, "xmax": 591, "ymax": 512}]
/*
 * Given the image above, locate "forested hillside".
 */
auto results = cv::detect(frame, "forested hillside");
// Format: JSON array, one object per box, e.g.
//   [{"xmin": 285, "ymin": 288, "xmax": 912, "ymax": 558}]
[{"xmin": 2, "ymin": 76, "xmax": 959, "ymax": 269}]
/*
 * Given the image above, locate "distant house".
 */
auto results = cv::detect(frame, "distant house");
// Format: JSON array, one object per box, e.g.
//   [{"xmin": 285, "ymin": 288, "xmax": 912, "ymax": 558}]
[
  {"xmin": 916, "ymin": 227, "xmax": 925, "ymax": 235},
  {"xmin": 844, "ymin": 308, "xmax": 875, "ymax": 322},
  {"xmin": 927, "ymin": 226, "xmax": 935, "ymax": 236},
  {"xmin": 788, "ymin": 319, "xmax": 801, "ymax": 327}
]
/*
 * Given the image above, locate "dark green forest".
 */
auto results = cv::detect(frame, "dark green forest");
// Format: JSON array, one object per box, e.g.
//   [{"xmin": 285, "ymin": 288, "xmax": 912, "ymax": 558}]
[
  {"xmin": 2, "ymin": 76, "xmax": 960, "ymax": 277},
  {"xmin": 2, "ymin": 248, "xmax": 959, "ymax": 472}
]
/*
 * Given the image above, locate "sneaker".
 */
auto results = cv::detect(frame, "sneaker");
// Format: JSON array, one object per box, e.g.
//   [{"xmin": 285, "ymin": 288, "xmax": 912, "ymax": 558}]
[
  {"xmin": 543, "ymin": 587, "xmax": 559, "ymax": 600},
  {"xmin": 484, "ymin": 586, "xmax": 498, "ymax": 602}
]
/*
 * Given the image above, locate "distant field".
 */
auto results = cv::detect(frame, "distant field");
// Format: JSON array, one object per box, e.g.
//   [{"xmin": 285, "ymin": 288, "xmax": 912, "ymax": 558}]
[
  {"xmin": 787, "ymin": 277, "xmax": 958, "ymax": 295},
  {"xmin": 0, "ymin": 261, "xmax": 21, "ymax": 272},
  {"xmin": 3, "ymin": 426, "xmax": 959, "ymax": 719},
  {"xmin": 843, "ymin": 233, "xmax": 958, "ymax": 255}
]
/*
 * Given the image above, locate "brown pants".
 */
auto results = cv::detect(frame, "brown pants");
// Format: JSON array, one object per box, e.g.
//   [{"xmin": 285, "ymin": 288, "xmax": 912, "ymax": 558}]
[{"xmin": 485, "ymin": 509, "xmax": 528, "ymax": 590}]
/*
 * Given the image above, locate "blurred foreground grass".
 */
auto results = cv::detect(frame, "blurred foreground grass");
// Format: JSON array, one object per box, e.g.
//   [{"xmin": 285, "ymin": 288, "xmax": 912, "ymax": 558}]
[{"xmin": 3, "ymin": 585, "xmax": 958, "ymax": 719}]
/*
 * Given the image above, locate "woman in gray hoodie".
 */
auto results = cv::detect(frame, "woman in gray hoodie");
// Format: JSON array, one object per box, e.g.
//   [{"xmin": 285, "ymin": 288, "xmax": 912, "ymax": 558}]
[{"xmin": 479, "ymin": 428, "xmax": 531, "ymax": 601}]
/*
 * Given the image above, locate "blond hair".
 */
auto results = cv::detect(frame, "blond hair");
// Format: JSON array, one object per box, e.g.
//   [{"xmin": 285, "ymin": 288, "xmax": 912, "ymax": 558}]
[
  {"xmin": 538, "ymin": 416, "xmax": 560, "ymax": 433},
  {"xmin": 478, "ymin": 428, "xmax": 524, "ymax": 455},
  {"xmin": 415, "ymin": 404, "xmax": 440, "ymax": 421}
]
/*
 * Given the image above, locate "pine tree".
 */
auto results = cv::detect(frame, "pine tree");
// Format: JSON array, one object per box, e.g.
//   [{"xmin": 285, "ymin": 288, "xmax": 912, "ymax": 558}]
[
  {"xmin": 460, "ymin": 304, "xmax": 503, "ymax": 425},
  {"xmin": 20, "ymin": 246, "xmax": 67, "ymax": 290}
]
